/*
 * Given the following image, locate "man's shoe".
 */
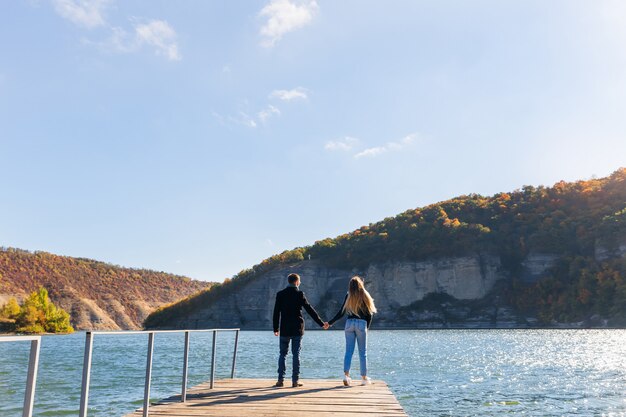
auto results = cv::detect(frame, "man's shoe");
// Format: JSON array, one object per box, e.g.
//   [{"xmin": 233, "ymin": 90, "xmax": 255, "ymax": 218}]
[
  {"xmin": 292, "ymin": 381, "xmax": 303, "ymax": 387},
  {"xmin": 343, "ymin": 375, "xmax": 351, "ymax": 386},
  {"xmin": 274, "ymin": 380, "xmax": 284, "ymax": 387},
  {"xmin": 361, "ymin": 376, "xmax": 372, "ymax": 386}
]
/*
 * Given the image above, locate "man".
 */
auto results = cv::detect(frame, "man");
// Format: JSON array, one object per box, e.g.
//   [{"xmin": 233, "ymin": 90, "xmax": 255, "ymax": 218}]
[{"xmin": 273, "ymin": 273, "xmax": 328, "ymax": 387}]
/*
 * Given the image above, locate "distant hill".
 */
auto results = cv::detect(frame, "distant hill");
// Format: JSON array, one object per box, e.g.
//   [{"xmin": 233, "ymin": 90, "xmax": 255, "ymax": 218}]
[
  {"xmin": 145, "ymin": 169, "xmax": 626, "ymax": 330},
  {"xmin": 0, "ymin": 249, "xmax": 212, "ymax": 330}
]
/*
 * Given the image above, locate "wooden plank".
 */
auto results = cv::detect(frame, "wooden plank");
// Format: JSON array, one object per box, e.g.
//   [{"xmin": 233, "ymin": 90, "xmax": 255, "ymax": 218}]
[
  {"xmin": 133, "ymin": 408, "xmax": 407, "ymax": 417},
  {"xmin": 130, "ymin": 407, "xmax": 404, "ymax": 414},
  {"xmin": 123, "ymin": 378, "xmax": 407, "ymax": 417},
  {"xmin": 153, "ymin": 402, "xmax": 402, "ymax": 409}
]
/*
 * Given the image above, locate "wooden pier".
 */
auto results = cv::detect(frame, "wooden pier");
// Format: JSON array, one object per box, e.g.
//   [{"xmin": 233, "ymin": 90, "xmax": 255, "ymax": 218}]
[
  {"xmin": 6, "ymin": 331, "xmax": 407, "ymax": 417},
  {"xmin": 124, "ymin": 378, "xmax": 408, "ymax": 417}
]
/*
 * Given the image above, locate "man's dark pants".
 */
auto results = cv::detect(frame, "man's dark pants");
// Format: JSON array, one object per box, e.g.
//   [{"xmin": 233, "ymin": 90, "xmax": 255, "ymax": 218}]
[{"xmin": 278, "ymin": 335, "xmax": 302, "ymax": 383}]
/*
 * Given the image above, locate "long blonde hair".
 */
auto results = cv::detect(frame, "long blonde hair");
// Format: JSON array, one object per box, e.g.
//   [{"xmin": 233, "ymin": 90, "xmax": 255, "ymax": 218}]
[{"xmin": 344, "ymin": 276, "xmax": 377, "ymax": 316}]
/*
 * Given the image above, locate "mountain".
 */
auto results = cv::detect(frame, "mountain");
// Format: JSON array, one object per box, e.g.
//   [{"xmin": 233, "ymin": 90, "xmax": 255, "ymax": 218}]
[
  {"xmin": 145, "ymin": 168, "xmax": 626, "ymax": 330},
  {"xmin": 0, "ymin": 249, "xmax": 212, "ymax": 330}
]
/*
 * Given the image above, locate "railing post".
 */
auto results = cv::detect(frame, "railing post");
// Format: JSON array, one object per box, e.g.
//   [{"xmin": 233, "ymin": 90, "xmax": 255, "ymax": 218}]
[
  {"xmin": 210, "ymin": 330, "xmax": 217, "ymax": 389},
  {"xmin": 79, "ymin": 332, "xmax": 94, "ymax": 417},
  {"xmin": 181, "ymin": 331, "xmax": 190, "ymax": 402},
  {"xmin": 231, "ymin": 330, "xmax": 239, "ymax": 378},
  {"xmin": 22, "ymin": 338, "xmax": 40, "ymax": 417},
  {"xmin": 143, "ymin": 332, "xmax": 155, "ymax": 417}
]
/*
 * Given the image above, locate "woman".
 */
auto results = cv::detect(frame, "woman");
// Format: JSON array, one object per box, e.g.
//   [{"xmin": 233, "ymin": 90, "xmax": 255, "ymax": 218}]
[{"xmin": 328, "ymin": 276, "xmax": 377, "ymax": 386}]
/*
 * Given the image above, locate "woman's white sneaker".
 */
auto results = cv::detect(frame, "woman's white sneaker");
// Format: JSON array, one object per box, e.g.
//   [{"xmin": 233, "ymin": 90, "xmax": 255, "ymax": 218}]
[
  {"xmin": 361, "ymin": 377, "xmax": 372, "ymax": 385},
  {"xmin": 343, "ymin": 375, "xmax": 352, "ymax": 386}
]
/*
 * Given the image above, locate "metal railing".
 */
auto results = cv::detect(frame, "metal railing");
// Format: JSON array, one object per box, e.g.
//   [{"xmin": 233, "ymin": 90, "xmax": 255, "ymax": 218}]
[
  {"xmin": 78, "ymin": 329, "xmax": 240, "ymax": 417},
  {"xmin": 0, "ymin": 335, "xmax": 42, "ymax": 417}
]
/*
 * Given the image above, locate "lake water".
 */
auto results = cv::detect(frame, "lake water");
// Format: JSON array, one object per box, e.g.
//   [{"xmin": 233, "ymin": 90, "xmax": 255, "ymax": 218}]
[{"xmin": 1, "ymin": 330, "xmax": 626, "ymax": 417}]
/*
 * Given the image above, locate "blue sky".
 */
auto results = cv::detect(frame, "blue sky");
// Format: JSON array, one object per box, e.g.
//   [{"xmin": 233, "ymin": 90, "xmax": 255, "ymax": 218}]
[{"xmin": 1, "ymin": 1, "xmax": 626, "ymax": 281}]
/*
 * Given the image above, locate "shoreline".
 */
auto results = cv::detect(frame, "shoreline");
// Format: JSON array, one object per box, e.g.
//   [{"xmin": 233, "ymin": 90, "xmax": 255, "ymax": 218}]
[{"xmin": 3, "ymin": 326, "xmax": 626, "ymax": 336}]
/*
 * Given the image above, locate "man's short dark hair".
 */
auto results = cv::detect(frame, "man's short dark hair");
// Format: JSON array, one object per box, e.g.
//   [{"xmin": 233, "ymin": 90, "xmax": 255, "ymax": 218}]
[{"xmin": 287, "ymin": 273, "xmax": 300, "ymax": 284}]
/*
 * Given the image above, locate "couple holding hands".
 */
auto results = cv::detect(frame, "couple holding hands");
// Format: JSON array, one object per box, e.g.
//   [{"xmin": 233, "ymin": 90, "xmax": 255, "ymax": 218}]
[{"xmin": 272, "ymin": 273, "xmax": 377, "ymax": 388}]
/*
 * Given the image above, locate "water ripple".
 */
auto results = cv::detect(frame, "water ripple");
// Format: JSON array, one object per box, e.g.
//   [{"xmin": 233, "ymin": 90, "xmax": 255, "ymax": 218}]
[{"xmin": 1, "ymin": 330, "xmax": 626, "ymax": 416}]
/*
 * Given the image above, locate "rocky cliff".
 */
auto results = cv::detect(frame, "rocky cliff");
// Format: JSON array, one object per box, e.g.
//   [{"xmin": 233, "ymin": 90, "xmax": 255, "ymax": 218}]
[
  {"xmin": 148, "ymin": 245, "xmax": 626, "ymax": 330},
  {"xmin": 158, "ymin": 254, "xmax": 535, "ymax": 330},
  {"xmin": 146, "ymin": 169, "xmax": 626, "ymax": 329}
]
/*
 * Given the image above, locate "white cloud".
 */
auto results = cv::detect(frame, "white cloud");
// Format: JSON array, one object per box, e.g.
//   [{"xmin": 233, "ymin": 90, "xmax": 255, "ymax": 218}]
[
  {"xmin": 216, "ymin": 107, "xmax": 278, "ymax": 129},
  {"xmin": 354, "ymin": 133, "xmax": 418, "ymax": 159},
  {"xmin": 325, "ymin": 136, "xmax": 359, "ymax": 152},
  {"xmin": 258, "ymin": 105, "xmax": 281, "ymax": 123},
  {"xmin": 354, "ymin": 146, "xmax": 387, "ymax": 159},
  {"xmin": 217, "ymin": 88, "xmax": 308, "ymax": 129},
  {"xmin": 134, "ymin": 20, "xmax": 181, "ymax": 61},
  {"xmin": 90, "ymin": 20, "xmax": 181, "ymax": 61},
  {"xmin": 230, "ymin": 112, "xmax": 258, "ymax": 128},
  {"xmin": 259, "ymin": 0, "xmax": 318, "ymax": 47},
  {"xmin": 388, "ymin": 133, "xmax": 416, "ymax": 149},
  {"xmin": 52, "ymin": 0, "xmax": 110, "ymax": 29},
  {"xmin": 211, "ymin": 111, "xmax": 226, "ymax": 126},
  {"xmin": 51, "ymin": 1, "xmax": 181, "ymax": 61},
  {"xmin": 270, "ymin": 87, "xmax": 308, "ymax": 101},
  {"xmin": 95, "ymin": 26, "xmax": 134, "ymax": 52}
]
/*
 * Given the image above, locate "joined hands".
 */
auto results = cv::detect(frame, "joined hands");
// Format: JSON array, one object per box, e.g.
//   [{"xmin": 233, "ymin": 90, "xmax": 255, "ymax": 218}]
[{"xmin": 323, "ymin": 322, "xmax": 330, "ymax": 330}]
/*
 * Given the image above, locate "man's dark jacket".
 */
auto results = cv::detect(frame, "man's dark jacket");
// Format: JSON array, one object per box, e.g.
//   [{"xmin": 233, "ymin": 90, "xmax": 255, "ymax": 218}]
[{"xmin": 273, "ymin": 286, "xmax": 324, "ymax": 337}]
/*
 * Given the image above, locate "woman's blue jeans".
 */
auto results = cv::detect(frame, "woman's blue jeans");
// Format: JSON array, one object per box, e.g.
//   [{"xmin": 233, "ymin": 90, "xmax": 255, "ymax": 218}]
[{"xmin": 344, "ymin": 318, "xmax": 367, "ymax": 377}]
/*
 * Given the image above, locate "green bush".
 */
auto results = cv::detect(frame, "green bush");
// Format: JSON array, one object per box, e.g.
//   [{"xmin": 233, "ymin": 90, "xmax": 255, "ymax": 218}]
[{"xmin": 0, "ymin": 287, "xmax": 74, "ymax": 334}]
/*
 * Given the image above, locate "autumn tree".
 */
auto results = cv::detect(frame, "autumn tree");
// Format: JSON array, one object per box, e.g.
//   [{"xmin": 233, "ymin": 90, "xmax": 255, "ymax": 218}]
[{"xmin": 0, "ymin": 288, "xmax": 74, "ymax": 334}]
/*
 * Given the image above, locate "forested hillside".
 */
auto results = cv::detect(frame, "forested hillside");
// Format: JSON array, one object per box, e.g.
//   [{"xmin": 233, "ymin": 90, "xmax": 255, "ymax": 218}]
[
  {"xmin": 0, "ymin": 249, "xmax": 212, "ymax": 330},
  {"xmin": 146, "ymin": 169, "xmax": 626, "ymax": 328}
]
